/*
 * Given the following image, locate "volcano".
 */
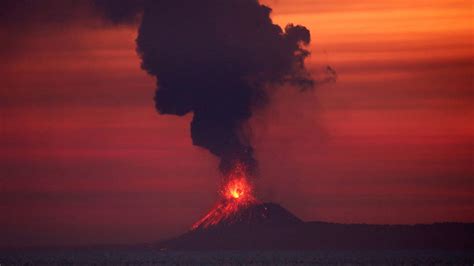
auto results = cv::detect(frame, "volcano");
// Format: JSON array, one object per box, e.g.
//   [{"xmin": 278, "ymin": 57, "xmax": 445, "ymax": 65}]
[
  {"xmin": 192, "ymin": 202, "xmax": 303, "ymax": 231},
  {"xmin": 160, "ymin": 202, "xmax": 306, "ymax": 250}
]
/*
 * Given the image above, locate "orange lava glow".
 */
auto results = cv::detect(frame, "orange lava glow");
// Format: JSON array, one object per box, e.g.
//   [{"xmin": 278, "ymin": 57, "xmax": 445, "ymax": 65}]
[
  {"xmin": 221, "ymin": 165, "xmax": 255, "ymax": 203},
  {"xmin": 191, "ymin": 163, "xmax": 257, "ymax": 230}
]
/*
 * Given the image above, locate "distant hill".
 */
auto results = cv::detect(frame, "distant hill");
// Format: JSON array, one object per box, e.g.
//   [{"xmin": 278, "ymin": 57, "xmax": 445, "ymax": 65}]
[{"xmin": 158, "ymin": 202, "xmax": 474, "ymax": 250}]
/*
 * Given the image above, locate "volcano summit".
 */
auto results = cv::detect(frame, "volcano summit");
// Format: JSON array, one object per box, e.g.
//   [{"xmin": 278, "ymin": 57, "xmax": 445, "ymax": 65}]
[{"xmin": 189, "ymin": 164, "xmax": 300, "ymax": 231}]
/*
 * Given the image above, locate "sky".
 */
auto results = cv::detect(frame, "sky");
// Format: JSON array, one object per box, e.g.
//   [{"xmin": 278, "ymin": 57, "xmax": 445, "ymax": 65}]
[{"xmin": 0, "ymin": 0, "xmax": 473, "ymax": 247}]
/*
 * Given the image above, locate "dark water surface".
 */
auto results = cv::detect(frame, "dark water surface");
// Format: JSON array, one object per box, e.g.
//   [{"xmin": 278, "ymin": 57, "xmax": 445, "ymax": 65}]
[{"xmin": 1, "ymin": 249, "xmax": 473, "ymax": 265}]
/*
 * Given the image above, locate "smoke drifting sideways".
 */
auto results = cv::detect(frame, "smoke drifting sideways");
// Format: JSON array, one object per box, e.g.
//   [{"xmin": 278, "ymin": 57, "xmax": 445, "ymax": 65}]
[{"xmin": 95, "ymin": 0, "xmax": 314, "ymax": 176}]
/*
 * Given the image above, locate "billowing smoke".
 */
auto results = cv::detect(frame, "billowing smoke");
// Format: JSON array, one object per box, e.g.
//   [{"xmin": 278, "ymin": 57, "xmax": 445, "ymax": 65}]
[{"xmin": 95, "ymin": 0, "xmax": 314, "ymax": 175}]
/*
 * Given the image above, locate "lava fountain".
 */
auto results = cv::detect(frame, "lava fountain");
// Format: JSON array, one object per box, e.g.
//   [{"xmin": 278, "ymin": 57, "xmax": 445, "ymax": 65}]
[{"xmin": 191, "ymin": 163, "xmax": 258, "ymax": 230}]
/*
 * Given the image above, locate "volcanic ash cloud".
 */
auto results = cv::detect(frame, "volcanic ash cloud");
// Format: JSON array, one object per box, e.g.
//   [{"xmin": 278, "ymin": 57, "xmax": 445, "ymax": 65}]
[{"xmin": 95, "ymin": 0, "xmax": 314, "ymax": 175}]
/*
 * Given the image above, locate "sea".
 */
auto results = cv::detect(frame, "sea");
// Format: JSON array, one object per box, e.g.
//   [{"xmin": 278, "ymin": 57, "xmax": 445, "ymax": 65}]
[{"xmin": 1, "ymin": 249, "xmax": 473, "ymax": 265}]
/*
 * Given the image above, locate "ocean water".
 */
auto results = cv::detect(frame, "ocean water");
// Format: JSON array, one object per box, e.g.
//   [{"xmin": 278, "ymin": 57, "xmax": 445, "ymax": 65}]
[{"xmin": 1, "ymin": 250, "xmax": 473, "ymax": 265}]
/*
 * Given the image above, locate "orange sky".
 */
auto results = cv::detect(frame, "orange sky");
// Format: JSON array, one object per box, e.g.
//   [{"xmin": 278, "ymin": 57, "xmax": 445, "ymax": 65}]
[{"xmin": 0, "ymin": 0, "xmax": 473, "ymax": 247}]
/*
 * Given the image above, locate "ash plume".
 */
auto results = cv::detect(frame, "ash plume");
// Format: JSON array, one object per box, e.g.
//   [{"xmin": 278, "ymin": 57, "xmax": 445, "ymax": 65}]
[{"xmin": 97, "ymin": 0, "xmax": 314, "ymax": 175}]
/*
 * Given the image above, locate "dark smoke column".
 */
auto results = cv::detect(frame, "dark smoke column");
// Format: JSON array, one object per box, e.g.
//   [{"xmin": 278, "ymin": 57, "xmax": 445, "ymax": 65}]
[{"xmin": 97, "ymin": 0, "xmax": 313, "ymax": 175}]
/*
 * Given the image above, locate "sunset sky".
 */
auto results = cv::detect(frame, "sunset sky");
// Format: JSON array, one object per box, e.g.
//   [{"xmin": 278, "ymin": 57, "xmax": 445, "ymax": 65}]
[{"xmin": 0, "ymin": 0, "xmax": 472, "ymax": 247}]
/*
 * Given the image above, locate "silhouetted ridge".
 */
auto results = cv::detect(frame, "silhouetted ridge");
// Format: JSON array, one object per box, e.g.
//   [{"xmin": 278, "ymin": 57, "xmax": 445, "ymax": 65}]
[{"xmin": 158, "ymin": 202, "xmax": 474, "ymax": 251}]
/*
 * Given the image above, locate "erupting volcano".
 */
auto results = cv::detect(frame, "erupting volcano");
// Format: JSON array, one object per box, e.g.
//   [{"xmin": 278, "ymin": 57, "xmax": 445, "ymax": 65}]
[
  {"xmin": 192, "ymin": 163, "xmax": 259, "ymax": 230},
  {"xmin": 189, "ymin": 163, "xmax": 303, "ymax": 233}
]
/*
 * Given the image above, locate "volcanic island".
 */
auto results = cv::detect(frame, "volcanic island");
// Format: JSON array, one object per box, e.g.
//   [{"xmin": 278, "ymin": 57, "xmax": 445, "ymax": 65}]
[{"xmin": 157, "ymin": 164, "xmax": 474, "ymax": 251}]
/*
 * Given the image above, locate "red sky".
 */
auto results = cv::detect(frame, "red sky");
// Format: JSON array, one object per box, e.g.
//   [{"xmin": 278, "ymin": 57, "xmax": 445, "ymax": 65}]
[{"xmin": 0, "ymin": 0, "xmax": 473, "ymax": 247}]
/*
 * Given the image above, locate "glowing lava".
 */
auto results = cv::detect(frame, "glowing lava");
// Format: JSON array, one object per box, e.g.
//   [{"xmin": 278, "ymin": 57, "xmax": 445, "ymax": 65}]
[
  {"xmin": 222, "ymin": 170, "xmax": 254, "ymax": 202},
  {"xmin": 191, "ymin": 163, "xmax": 258, "ymax": 230}
]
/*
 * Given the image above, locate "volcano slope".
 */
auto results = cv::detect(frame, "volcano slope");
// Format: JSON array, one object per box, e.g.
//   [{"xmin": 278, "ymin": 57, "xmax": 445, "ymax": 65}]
[{"xmin": 158, "ymin": 202, "xmax": 474, "ymax": 251}]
